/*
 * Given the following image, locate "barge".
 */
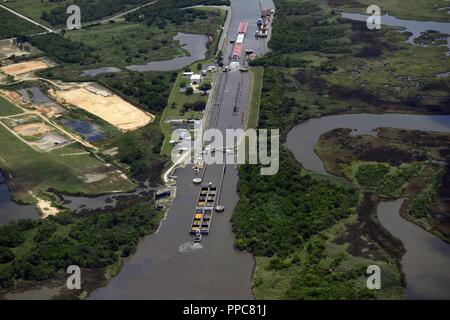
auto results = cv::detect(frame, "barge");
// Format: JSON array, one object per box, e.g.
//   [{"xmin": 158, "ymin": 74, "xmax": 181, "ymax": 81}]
[
  {"xmin": 230, "ymin": 21, "xmax": 248, "ymax": 61},
  {"xmin": 190, "ymin": 183, "xmax": 217, "ymax": 236}
]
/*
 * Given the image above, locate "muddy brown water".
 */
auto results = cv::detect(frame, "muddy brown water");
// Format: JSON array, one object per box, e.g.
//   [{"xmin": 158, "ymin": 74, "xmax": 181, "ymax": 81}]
[
  {"xmin": 287, "ymin": 113, "xmax": 450, "ymax": 299},
  {"xmin": 377, "ymin": 200, "xmax": 450, "ymax": 299},
  {"xmin": 90, "ymin": 0, "xmax": 274, "ymax": 299}
]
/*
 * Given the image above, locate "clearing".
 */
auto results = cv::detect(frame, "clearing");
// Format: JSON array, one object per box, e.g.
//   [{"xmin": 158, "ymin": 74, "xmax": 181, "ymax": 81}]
[
  {"xmin": 1, "ymin": 58, "xmax": 50, "ymax": 76},
  {"xmin": 50, "ymin": 84, "xmax": 154, "ymax": 131}
]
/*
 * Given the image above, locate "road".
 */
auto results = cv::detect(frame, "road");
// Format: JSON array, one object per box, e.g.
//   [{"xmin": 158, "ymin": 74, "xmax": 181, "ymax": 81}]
[
  {"xmin": 0, "ymin": 4, "xmax": 54, "ymax": 33},
  {"xmin": 90, "ymin": 0, "xmax": 274, "ymax": 300},
  {"xmin": 85, "ymin": 1, "xmax": 159, "ymax": 27},
  {"xmin": 1, "ymin": 1, "xmax": 158, "ymax": 35}
]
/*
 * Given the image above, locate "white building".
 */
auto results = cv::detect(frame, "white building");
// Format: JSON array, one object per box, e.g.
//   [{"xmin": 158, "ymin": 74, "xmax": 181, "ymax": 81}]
[{"xmin": 190, "ymin": 74, "xmax": 202, "ymax": 85}]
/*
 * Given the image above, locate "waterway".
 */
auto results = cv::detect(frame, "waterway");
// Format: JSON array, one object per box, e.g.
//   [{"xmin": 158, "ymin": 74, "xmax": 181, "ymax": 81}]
[
  {"xmin": 377, "ymin": 199, "xmax": 450, "ymax": 299},
  {"xmin": 341, "ymin": 12, "xmax": 450, "ymax": 51},
  {"xmin": 90, "ymin": 0, "xmax": 275, "ymax": 299},
  {"xmin": 0, "ymin": 171, "xmax": 39, "ymax": 225},
  {"xmin": 126, "ymin": 33, "xmax": 209, "ymax": 72},
  {"xmin": 286, "ymin": 113, "xmax": 450, "ymax": 299}
]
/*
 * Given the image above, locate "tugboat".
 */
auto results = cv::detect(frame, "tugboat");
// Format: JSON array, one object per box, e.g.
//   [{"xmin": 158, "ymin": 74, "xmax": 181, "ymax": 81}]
[{"xmin": 194, "ymin": 230, "xmax": 202, "ymax": 242}]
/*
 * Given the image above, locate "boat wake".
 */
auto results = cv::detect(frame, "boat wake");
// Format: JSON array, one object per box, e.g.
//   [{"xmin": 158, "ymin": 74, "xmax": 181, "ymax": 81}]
[{"xmin": 178, "ymin": 241, "xmax": 203, "ymax": 252}]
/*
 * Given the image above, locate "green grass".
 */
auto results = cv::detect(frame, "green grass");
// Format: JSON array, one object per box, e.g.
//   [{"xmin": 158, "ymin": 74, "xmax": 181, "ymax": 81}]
[
  {"xmin": 246, "ymin": 67, "xmax": 264, "ymax": 129},
  {"xmin": 0, "ymin": 7, "xmax": 44, "ymax": 39},
  {"xmin": 353, "ymin": 162, "xmax": 424, "ymax": 197},
  {"xmin": 0, "ymin": 96, "xmax": 23, "ymax": 117},
  {"xmin": 65, "ymin": 21, "xmax": 182, "ymax": 68},
  {"xmin": 2, "ymin": 0, "xmax": 65, "ymax": 27},
  {"xmin": 408, "ymin": 165, "xmax": 445, "ymax": 218},
  {"xmin": 0, "ymin": 123, "xmax": 136, "ymax": 205},
  {"xmin": 64, "ymin": 7, "xmax": 225, "ymax": 70}
]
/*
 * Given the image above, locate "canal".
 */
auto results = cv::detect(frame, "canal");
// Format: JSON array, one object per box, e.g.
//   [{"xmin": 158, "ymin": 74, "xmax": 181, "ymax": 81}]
[{"xmin": 89, "ymin": 0, "xmax": 275, "ymax": 299}]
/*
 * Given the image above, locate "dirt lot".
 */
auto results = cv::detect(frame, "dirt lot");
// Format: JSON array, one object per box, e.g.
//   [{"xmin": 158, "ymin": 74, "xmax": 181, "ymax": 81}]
[
  {"xmin": 51, "ymin": 85, "xmax": 154, "ymax": 131},
  {"xmin": 0, "ymin": 39, "xmax": 31, "ymax": 60},
  {"xmin": 1, "ymin": 58, "xmax": 49, "ymax": 76},
  {"xmin": 13, "ymin": 122, "xmax": 51, "ymax": 137},
  {"xmin": 3, "ymin": 90, "xmax": 23, "ymax": 104}
]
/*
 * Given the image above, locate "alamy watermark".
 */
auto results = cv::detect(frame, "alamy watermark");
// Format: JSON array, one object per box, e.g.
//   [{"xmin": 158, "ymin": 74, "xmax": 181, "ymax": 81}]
[
  {"xmin": 66, "ymin": 5, "xmax": 81, "ymax": 30},
  {"xmin": 66, "ymin": 265, "xmax": 81, "ymax": 290},
  {"xmin": 366, "ymin": 265, "xmax": 381, "ymax": 290},
  {"xmin": 171, "ymin": 123, "xmax": 279, "ymax": 176},
  {"xmin": 366, "ymin": 5, "xmax": 381, "ymax": 30}
]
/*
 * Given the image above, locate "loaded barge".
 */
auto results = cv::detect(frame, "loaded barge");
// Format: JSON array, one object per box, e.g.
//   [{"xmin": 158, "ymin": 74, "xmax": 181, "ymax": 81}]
[
  {"xmin": 230, "ymin": 21, "xmax": 248, "ymax": 61},
  {"xmin": 190, "ymin": 183, "xmax": 217, "ymax": 236}
]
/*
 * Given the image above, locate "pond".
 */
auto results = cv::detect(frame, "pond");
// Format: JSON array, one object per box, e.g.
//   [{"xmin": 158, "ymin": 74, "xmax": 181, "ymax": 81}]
[
  {"xmin": 126, "ymin": 33, "xmax": 209, "ymax": 72},
  {"xmin": 81, "ymin": 67, "xmax": 121, "ymax": 77},
  {"xmin": 0, "ymin": 171, "xmax": 39, "ymax": 225},
  {"xmin": 59, "ymin": 119, "xmax": 104, "ymax": 142}
]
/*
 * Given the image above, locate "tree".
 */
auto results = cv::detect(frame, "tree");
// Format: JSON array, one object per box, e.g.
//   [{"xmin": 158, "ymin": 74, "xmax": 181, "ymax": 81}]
[
  {"xmin": 0, "ymin": 247, "xmax": 15, "ymax": 264},
  {"xmin": 185, "ymin": 87, "xmax": 194, "ymax": 96},
  {"xmin": 199, "ymin": 81, "xmax": 212, "ymax": 94}
]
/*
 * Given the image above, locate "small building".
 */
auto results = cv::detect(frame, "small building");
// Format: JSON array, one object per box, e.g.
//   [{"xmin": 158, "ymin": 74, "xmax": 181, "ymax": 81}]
[
  {"xmin": 190, "ymin": 74, "xmax": 202, "ymax": 85},
  {"xmin": 183, "ymin": 72, "xmax": 194, "ymax": 79}
]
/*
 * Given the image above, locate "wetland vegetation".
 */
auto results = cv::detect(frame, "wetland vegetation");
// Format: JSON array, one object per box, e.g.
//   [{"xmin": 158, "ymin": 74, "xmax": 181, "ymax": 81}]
[{"xmin": 235, "ymin": 0, "xmax": 450, "ymax": 299}]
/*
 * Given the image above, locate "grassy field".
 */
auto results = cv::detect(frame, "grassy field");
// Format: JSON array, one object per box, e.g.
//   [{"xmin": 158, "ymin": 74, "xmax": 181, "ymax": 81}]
[
  {"xmin": 0, "ymin": 8, "xmax": 44, "ymax": 39},
  {"xmin": 2, "ymin": 0, "xmax": 65, "ymax": 27},
  {"xmin": 330, "ymin": 0, "xmax": 450, "ymax": 21},
  {"xmin": 0, "ymin": 123, "xmax": 136, "ymax": 205},
  {"xmin": 245, "ymin": 67, "xmax": 264, "ymax": 129},
  {"xmin": 65, "ymin": 21, "xmax": 183, "ymax": 68},
  {"xmin": 0, "ymin": 96, "xmax": 23, "ymax": 117},
  {"xmin": 36, "ymin": 7, "xmax": 225, "ymax": 81}
]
